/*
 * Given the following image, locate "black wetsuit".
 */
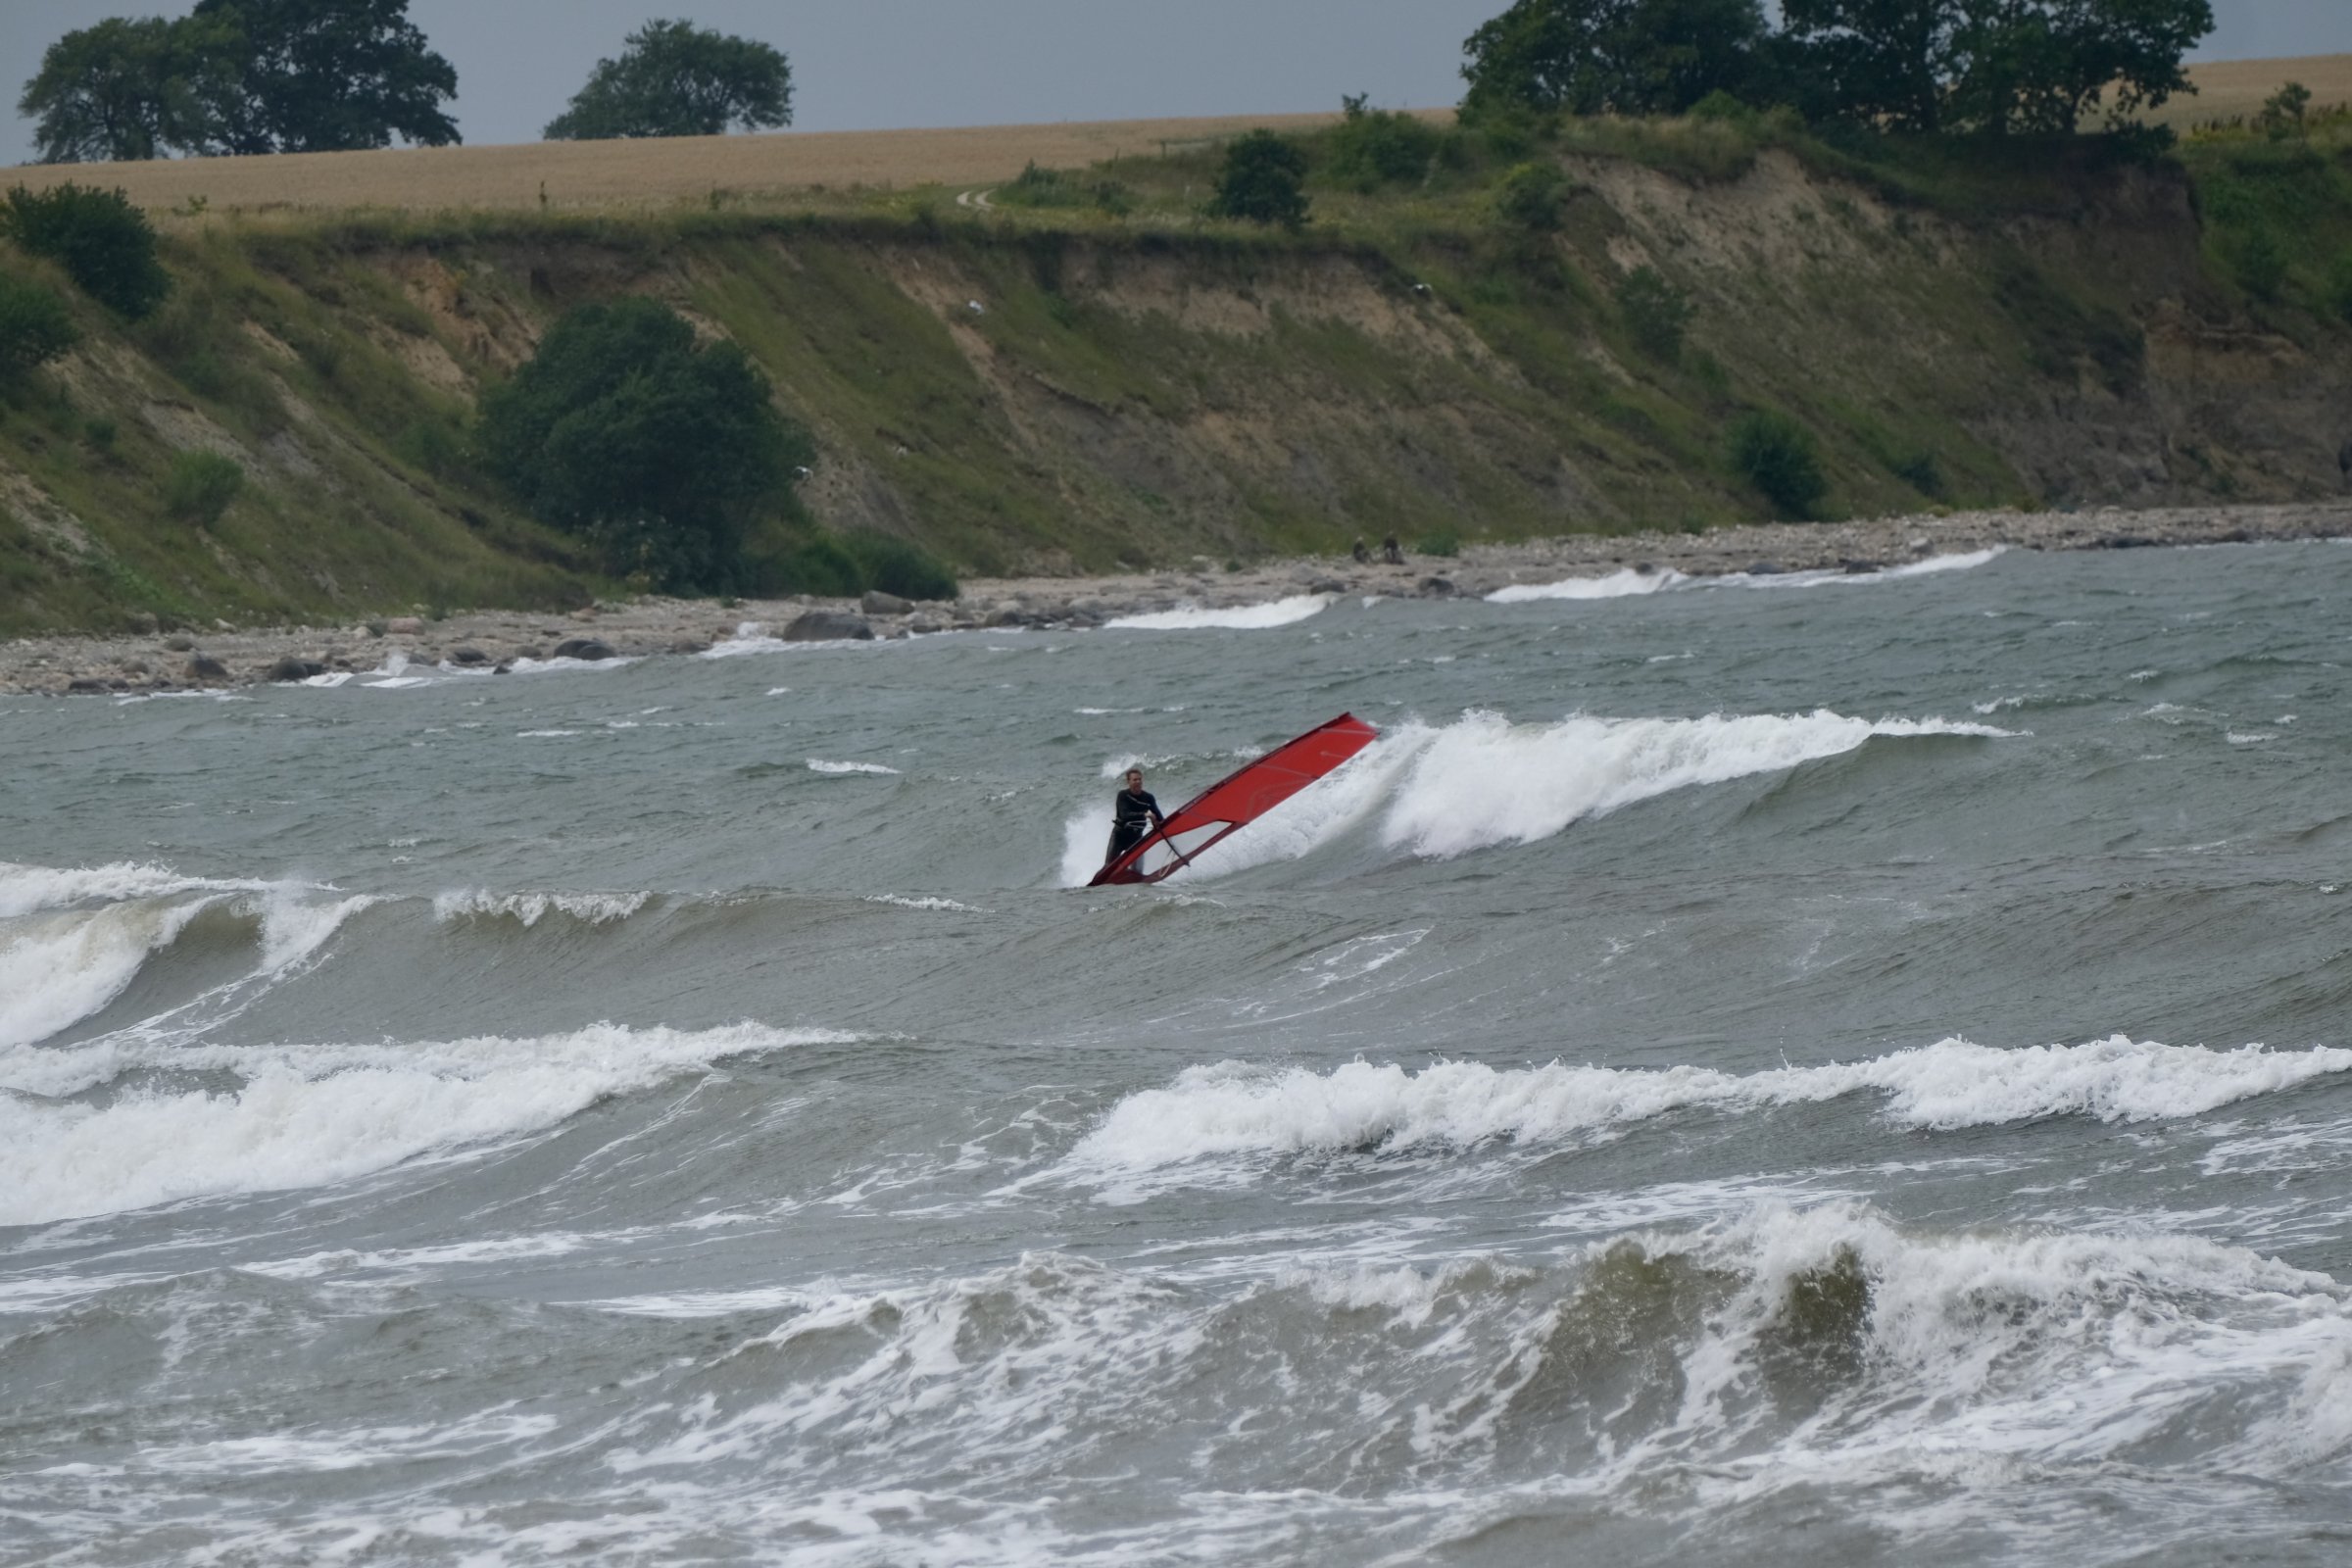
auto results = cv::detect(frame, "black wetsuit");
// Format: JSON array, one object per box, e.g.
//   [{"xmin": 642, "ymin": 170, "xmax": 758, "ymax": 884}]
[{"xmin": 1105, "ymin": 787, "xmax": 1164, "ymax": 864}]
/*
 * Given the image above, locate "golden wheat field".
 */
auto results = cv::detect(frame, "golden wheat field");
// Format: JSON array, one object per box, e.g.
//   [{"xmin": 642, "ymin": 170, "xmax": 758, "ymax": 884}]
[
  {"xmin": 1, "ymin": 111, "xmax": 1435, "ymax": 218},
  {"xmin": 2153, "ymin": 53, "xmax": 2352, "ymax": 127},
  {"xmin": 3, "ymin": 56, "xmax": 2342, "ymax": 219}
]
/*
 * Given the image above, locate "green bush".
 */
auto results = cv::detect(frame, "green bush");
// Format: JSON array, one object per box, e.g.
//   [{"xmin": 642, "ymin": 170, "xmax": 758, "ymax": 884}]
[
  {"xmin": 997, "ymin": 162, "xmax": 1133, "ymax": 216},
  {"xmin": 163, "ymin": 450, "xmax": 244, "ymax": 524},
  {"xmin": 1, "ymin": 183, "xmax": 170, "ymax": 319},
  {"xmin": 1208, "ymin": 130, "xmax": 1310, "ymax": 229},
  {"xmin": 1326, "ymin": 96, "xmax": 1442, "ymax": 191},
  {"xmin": 1414, "ymin": 527, "xmax": 1461, "ymax": 557},
  {"xmin": 1617, "ymin": 266, "xmax": 1695, "ymax": 362},
  {"xmin": 479, "ymin": 297, "xmax": 811, "ymax": 594},
  {"xmin": 1494, "ymin": 161, "xmax": 1569, "ymax": 231},
  {"xmin": 0, "ymin": 272, "xmax": 80, "ymax": 374},
  {"xmin": 2328, "ymin": 254, "xmax": 2352, "ymax": 324},
  {"xmin": 844, "ymin": 532, "xmax": 957, "ymax": 600},
  {"xmin": 1729, "ymin": 411, "xmax": 1827, "ymax": 518},
  {"xmin": 769, "ymin": 530, "xmax": 957, "ymax": 600},
  {"xmin": 2231, "ymin": 224, "xmax": 2288, "ymax": 300}
]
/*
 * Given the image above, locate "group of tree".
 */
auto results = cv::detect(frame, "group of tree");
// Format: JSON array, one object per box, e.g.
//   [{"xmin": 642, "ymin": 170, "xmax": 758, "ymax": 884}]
[
  {"xmin": 20, "ymin": 5, "xmax": 792, "ymax": 163},
  {"xmin": 1460, "ymin": 0, "xmax": 2216, "ymax": 136},
  {"xmin": 21, "ymin": 0, "xmax": 459, "ymax": 162}
]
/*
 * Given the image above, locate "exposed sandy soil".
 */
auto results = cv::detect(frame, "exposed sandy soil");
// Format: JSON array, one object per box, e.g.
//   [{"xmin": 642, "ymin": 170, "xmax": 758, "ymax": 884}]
[{"xmin": 10, "ymin": 501, "xmax": 2348, "ymax": 698}]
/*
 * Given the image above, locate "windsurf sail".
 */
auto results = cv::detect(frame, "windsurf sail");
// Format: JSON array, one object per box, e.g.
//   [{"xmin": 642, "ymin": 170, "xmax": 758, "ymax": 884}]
[{"xmin": 1089, "ymin": 713, "xmax": 1379, "ymax": 887}]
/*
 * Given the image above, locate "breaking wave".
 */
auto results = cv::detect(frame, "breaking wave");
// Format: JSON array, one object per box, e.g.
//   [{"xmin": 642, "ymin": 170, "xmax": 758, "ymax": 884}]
[
  {"xmin": 1105, "ymin": 595, "xmax": 1332, "ymax": 631},
  {"xmin": 1060, "ymin": 708, "xmax": 2013, "ymax": 884},
  {"xmin": 0, "ymin": 863, "xmax": 371, "ymax": 1051},
  {"xmin": 1488, "ymin": 549, "xmax": 2003, "ymax": 604},
  {"xmin": 430, "ymin": 890, "xmax": 651, "ymax": 927},
  {"xmin": 0, "ymin": 1022, "xmax": 851, "ymax": 1227},
  {"xmin": 1066, "ymin": 1036, "xmax": 2352, "ymax": 1181},
  {"xmin": 1487, "ymin": 566, "xmax": 1687, "ymax": 603}
]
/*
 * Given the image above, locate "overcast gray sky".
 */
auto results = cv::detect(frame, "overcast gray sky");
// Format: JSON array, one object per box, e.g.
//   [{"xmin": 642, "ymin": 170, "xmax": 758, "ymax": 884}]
[{"xmin": 6, "ymin": 0, "xmax": 2349, "ymax": 166}]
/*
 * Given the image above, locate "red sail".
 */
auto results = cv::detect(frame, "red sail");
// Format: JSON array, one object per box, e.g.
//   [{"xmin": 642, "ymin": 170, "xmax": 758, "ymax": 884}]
[{"xmin": 1089, "ymin": 713, "xmax": 1379, "ymax": 887}]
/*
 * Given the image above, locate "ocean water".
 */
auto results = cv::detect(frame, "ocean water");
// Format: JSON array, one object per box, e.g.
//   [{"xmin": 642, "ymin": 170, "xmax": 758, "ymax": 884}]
[{"xmin": 5, "ymin": 541, "xmax": 2352, "ymax": 1565}]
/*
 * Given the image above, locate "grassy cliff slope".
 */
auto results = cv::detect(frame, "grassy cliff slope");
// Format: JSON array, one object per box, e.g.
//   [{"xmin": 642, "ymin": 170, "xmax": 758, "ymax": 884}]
[{"xmin": 2, "ymin": 110, "xmax": 2348, "ymax": 635}]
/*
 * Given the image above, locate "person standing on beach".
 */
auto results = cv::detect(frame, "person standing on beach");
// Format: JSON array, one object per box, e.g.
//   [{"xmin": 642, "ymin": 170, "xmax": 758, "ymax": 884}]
[{"xmin": 1105, "ymin": 767, "xmax": 1168, "ymax": 867}]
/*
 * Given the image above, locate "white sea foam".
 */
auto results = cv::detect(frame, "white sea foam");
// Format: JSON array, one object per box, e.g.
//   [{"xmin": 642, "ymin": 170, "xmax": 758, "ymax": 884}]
[
  {"xmin": 0, "ymin": 860, "xmax": 272, "ymax": 920},
  {"xmin": 1486, "ymin": 567, "xmax": 1686, "ymax": 603},
  {"xmin": 1104, "ymin": 595, "xmax": 1331, "ymax": 631},
  {"xmin": 0, "ymin": 900, "xmax": 215, "ymax": 1051},
  {"xmin": 1066, "ymin": 1037, "xmax": 2352, "ymax": 1181},
  {"xmin": 1483, "ymin": 550, "xmax": 2000, "ymax": 606},
  {"xmin": 431, "ymin": 890, "xmax": 650, "ymax": 927},
  {"xmin": 1055, "ymin": 708, "xmax": 2010, "ymax": 885},
  {"xmin": 1382, "ymin": 709, "xmax": 2009, "ymax": 859},
  {"xmin": 864, "ymin": 895, "xmax": 984, "ymax": 913},
  {"xmin": 1708, "ymin": 547, "xmax": 2007, "ymax": 590},
  {"xmin": 0, "ymin": 866, "xmax": 370, "ymax": 1052},
  {"xmin": 0, "ymin": 1021, "xmax": 851, "ymax": 1225},
  {"xmin": 807, "ymin": 760, "xmax": 902, "ymax": 776}
]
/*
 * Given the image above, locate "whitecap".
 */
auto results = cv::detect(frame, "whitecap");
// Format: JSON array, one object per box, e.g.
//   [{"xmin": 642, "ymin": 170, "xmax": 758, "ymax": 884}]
[
  {"xmin": 807, "ymin": 760, "xmax": 902, "ymax": 776},
  {"xmin": 1104, "ymin": 595, "xmax": 1331, "ymax": 631},
  {"xmin": 1487, "ymin": 567, "xmax": 1686, "ymax": 603},
  {"xmin": 0, "ymin": 1021, "xmax": 854, "ymax": 1225},
  {"xmin": 1064, "ymin": 1036, "xmax": 2352, "ymax": 1180},
  {"xmin": 431, "ymin": 890, "xmax": 650, "ymax": 927}
]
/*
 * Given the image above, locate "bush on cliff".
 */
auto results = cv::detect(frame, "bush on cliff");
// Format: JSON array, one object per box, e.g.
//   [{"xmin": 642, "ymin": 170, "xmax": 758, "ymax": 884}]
[
  {"xmin": 1327, "ymin": 96, "xmax": 1444, "ymax": 191},
  {"xmin": 1, "ymin": 184, "xmax": 170, "ymax": 319},
  {"xmin": 1208, "ymin": 131, "xmax": 1310, "ymax": 228},
  {"xmin": 1728, "ymin": 409, "xmax": 1827, "ymax": 517},
  {"xmin": 479, "ymin": 297, "xmax": 812, "ymax": 594},
  {"xmin": 0, "ymin": 273, "xmax": 80, "ymax": 375},
  {"xmin": 163, "ymin": 450, "xmax": 243, "ymax": 524}
]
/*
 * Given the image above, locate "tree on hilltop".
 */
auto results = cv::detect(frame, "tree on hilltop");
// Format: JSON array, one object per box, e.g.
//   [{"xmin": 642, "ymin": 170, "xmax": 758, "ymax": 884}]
[
  {"xmin": 18, "ymin": 0, "xmax": 458, "ymax": 162},
  {"xmin": 1461, "ymin": 0, "xmax": 1773, "ymax": 120},
  {"xmin": 187, "ymin": 0, "xmax": 460, "ymax": 153},
  {"xmin": 1207, "ymin": 131, "xmax": 1311, "ymax": 228},
  {"xmin": 544, "ymin": 20, "xmax": 793, "ymax": 140},
  {"xmin": 17, "ymin": 15, "xmax": 239, "ymax": 164},
  {"xmin": 1775, "ymin": 0, "xmax": 2212, "ymax": 134}
]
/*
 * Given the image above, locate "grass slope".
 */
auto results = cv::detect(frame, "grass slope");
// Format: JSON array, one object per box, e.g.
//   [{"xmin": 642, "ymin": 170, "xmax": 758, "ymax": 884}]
[{"xmin": 2, "ymin": 100, "xmax": 2347, "ymax": 635}]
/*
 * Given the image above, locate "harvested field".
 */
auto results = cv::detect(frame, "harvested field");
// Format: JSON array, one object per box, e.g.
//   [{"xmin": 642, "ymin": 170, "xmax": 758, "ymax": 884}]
[
  {"xmin": 2, "ymin": 111, "xmax": 1449, "ymax": 218},
  {"xmin": 2157, "ymin": 53, "xmax": 2352, "ymax": 127}
]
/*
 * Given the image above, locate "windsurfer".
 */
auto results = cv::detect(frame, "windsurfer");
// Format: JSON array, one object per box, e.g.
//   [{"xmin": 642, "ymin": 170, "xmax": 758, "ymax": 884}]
[{"xmin": 1105, "ymin": 767, "xmax": 1168, "ymax": 866}]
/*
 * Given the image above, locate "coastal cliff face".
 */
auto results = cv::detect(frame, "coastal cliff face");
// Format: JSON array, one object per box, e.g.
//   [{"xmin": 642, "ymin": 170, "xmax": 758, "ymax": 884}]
[{"xmin": 1, "ymin": 143, "xmax": 2345, "ymax": 634}]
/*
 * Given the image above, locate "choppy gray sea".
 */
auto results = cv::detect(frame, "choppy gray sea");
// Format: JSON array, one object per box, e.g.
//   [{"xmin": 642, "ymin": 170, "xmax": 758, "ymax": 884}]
[{"xmin": 7, "ymin": 542, "xmax": 2352, "ymax": 1565}]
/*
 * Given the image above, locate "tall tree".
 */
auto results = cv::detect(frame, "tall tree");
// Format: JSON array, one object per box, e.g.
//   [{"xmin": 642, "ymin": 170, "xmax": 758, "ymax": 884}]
[
  {"xmin": 17, "ymin": 14, "xmax": 239, "ymax": 164},
  {"xmin": 1948, "ymin": 0, "xmax": 2212, "ymax": 134},
  {"xmin": 1461, "ymin": 0, "xmax": 1772, "ymax": 120},
  {"xmin": 544, "ymin": 20, "xmax": 792, "ymax": 140},
  {"xmin": 1781, "ymin": 0, "xmax": 2212, "ymax": 133},
  {"xmin": 186, "ymin": 0, "xmax": 460, "ymax": 154},
  {"xmin": 1777, "ymin": 0, "xmax": 1958, "ymax": 129}
]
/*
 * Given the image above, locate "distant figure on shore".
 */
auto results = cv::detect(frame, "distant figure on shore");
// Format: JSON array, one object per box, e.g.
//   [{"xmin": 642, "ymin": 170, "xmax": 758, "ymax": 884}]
[
  {"xmin": 2339, "ymin": 438, "xmax": 2351, "ymax": 490},
  {"xmin": 1351, "ymin": 536, "xmax": 1370, "ymax": 564},
  {"xmin": 1382, "ymin": 534, "xmax": 1403, "ymax": 565}
]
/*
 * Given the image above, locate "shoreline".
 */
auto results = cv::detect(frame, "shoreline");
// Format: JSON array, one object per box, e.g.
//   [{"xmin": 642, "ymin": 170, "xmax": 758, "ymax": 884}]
[{"xmin": 6, "ymin": 500, "xmax": 2349, "ymax": 697}]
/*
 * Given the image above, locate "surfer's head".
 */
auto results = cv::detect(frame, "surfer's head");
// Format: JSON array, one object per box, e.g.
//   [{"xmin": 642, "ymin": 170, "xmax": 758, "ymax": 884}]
[{"xmin": 1125, "ymin": 768, "xmax": 1144, "ymax": 789}]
